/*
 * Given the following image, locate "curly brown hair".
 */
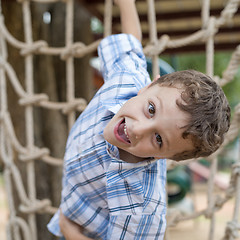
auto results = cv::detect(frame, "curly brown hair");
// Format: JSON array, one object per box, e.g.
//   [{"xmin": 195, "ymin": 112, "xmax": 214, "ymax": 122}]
[{"xmin": 151, "ymin": 70, "xmax": 231, "ymax": 161}]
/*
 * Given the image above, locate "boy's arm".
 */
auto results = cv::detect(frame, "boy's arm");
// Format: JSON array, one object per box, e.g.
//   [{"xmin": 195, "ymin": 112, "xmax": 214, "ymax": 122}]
[
  {"xmin": 114, "ymin": 0, "xmax": 142, "ymax": 42},
  {"xmin": 59, "ymin": 211, "xmax": 93, "ymax": 240}
]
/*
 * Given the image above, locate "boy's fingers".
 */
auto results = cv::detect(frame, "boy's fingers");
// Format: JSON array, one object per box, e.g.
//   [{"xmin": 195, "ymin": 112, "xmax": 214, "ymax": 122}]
[
  {"xmin": 59, "ymin": 211, "xmax": 93, "ymax": 240},
  {"xmin": 59, "ymin": 210, "xmax": 82, "ymax": 232}
]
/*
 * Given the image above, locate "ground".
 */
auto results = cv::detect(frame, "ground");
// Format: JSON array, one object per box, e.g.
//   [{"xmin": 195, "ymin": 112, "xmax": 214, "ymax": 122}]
[
  {"xmin": 0, "ymin": 174, "xmax": 237, "ymax": 240},
  {"xmin": 167, "ymin": 187, "xmax": 235, "ymax": 239}
]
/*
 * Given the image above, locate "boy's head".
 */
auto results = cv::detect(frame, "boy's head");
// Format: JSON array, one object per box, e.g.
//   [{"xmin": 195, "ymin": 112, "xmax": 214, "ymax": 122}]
[
  {"xmin": 104, "ymin": 70, "xmax": 230, "ymax": 161},
  {"xmin": 151, "ymin": 70, "xmax": 231, "ymax": 160}
]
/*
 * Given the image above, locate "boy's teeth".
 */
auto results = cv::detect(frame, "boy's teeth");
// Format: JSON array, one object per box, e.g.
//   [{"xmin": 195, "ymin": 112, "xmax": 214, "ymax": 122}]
[{"xmin": 124, "ymin": 124, "xmax": 129, "ymax": 139}]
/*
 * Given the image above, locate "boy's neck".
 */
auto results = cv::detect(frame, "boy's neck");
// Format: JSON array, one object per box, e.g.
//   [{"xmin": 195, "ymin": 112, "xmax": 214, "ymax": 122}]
[{"xmin": 118, "ymin": 148, "xmax": 147, "ymax": 163}]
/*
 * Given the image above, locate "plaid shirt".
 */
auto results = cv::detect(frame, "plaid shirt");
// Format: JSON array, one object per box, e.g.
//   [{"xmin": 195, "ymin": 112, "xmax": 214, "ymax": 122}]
[{"xmin": 48, "ymin": 34, "xmax": 166, "ymax": 240}]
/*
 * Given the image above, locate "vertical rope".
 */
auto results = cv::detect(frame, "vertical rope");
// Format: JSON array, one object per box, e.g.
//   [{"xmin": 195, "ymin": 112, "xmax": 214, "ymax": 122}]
[
  {"xmin": 206, "ymin": 18, "xmax": 216, "ymax": 239},
  {"xmin": 0, "ymin": 38, "xmax": 25, "ymax": 240},
  {"xmin": 229, "ymin": 139, "xmax": 240, "ymax": 240},
  {"xmin": 103, "ymin": 0, "xmax": 112, "ymax": 38},
  {"xmin": 232, "ymin": 140, "xmax": 240, "ymax": 229},
  {"xmin": 21, "ymin": 1, "xmax": 37, "ymax": 239},
  {"xmin": 206, "ymin": 19, "xmax": 217, "ymax": 240},
  {"xmin": 202, "ymin": 1, "xmax": 217, "ymax": 239},
  {"xmin": 5, "ymin": 169, "xmax": 22, "ymax": 240},
  {"xmin": 206, "ymin": 156, "xmax": 217, "ymax": 240},
  {"xmin": 0, "ymin": 6, "xmax": 22, "ymax": 239},
  {"xmin": 65, "ymin": 0, "xmax": 75, "ymax": 129},
  {"xmin": 202, "ymin": 0, "xmax": 210, "ymax": 28},
  {"xmin": 222, "ymin": 138, "xmax": 240, "ymax": 240},
  {"xmin": 0, "ymin": 1, "xmax": 6, "ymax": 114},
  {"xmin": 147, "ymin": 0, "xmax": 159, "ymax": 78},
  {"xmin": 206, "ymin": 18, "xmax": 218, "ymax": 240},
  {"xmin": 206, "ymin": 17, "xmax": 215, "ymax": 78}
]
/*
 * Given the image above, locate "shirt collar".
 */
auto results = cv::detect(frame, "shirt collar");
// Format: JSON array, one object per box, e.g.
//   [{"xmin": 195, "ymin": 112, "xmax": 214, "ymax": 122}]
[{"xmin": 106, "ymin": 142, "xmax": 158, "ymax": 186}]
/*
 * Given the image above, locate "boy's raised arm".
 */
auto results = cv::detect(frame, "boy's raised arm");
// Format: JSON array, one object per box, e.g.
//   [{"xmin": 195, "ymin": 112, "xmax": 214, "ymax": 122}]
[{"xmin": 114, "ymin": 0, "xmax": 142, "ymax": 42}]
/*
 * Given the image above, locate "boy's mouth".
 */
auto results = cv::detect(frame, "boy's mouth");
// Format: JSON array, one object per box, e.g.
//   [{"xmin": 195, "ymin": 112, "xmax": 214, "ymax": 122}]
[{"xmin": 114, "ymin": 118, "xmax": 131, "ymax": 144}]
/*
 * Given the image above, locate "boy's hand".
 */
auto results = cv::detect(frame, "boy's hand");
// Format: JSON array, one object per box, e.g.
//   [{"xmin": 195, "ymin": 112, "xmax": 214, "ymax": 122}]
[{"xmin": 59, "ymin": 210, "xmax": 93, "ymax": 240}]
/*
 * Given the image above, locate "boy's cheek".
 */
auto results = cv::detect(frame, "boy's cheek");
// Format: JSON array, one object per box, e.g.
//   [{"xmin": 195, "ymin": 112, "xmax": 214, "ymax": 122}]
[{"xmin": 103, "ymin": 125, "xmax": 109, "ymax": 140}]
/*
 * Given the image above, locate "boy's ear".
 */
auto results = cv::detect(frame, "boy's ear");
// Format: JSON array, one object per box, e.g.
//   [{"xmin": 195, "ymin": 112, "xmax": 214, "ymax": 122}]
[{"xmin": 138, "ymin": 75, "xmax": 160, "ymax": 95}]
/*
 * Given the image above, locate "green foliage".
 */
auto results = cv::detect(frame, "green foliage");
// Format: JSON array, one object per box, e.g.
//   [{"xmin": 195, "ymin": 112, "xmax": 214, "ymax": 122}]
[
  {"xmin": 161, "ymin": 52, "xmax": 240, "ymax": 109},
  {"xmin": 91, "ymin": 17, "xmax": 103, "ymax": 34}
]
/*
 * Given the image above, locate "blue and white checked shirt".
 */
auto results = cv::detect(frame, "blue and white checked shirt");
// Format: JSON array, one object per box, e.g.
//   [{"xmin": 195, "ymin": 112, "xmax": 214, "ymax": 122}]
[{"xmin": 48, "ymin": 34, "xmax": 166, "ymax": 240}]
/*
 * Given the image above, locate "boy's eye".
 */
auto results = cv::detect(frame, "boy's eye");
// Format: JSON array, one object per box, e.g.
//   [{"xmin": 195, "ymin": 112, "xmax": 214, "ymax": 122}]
[
  {"xmin": 155, "ymin": 133, "xmax": 162, "ymax": 147},
  {"xmin": 148, "ymin": 102, "xmax": 155, "ymax": 117}
]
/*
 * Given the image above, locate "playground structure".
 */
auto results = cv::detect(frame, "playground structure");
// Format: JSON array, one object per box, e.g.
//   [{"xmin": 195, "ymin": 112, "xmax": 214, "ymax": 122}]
[{"xmin": 0, "ymin": 0, "xmax": 240, "ymax": 239}]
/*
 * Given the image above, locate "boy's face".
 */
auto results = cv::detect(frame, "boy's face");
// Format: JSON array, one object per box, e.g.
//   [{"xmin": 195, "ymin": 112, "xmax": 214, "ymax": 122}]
[{"xmin": 104, "ymin": 83, "xmax": 194, "ymax": 161}]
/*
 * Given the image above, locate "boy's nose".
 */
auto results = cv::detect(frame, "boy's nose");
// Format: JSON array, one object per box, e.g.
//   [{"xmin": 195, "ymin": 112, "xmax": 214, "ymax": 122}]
[{"xmin": 132, "ymin": 122, "xmax": 151, "ymax": 140}]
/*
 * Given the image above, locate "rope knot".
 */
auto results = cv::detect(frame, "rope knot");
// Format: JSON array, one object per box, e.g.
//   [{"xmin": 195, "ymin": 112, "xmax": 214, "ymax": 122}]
[
  {"xmin": 19, "ymin": 147, "xmax": 50, "ymax": 162},
  {"xmin": 202, "ymin": 17, "xmax": 218, "ymax": 41},
  {"xmin": 19, "ymin": 199, "xmax": 52, "ymax": 214},
  {"xmin": 20, "ymin": 40, "xmax": 48, "ymax": 56},
  {"xmin": 61, "ymin": 42, "xmax": 86, "ymax": 60},
  {"xmin": 144, "ymin": 35, "xmax": 169, "ymax": 56},
  {"xmin": 224, "ymin": 221, "xmax": 240, "ymax": 239},
  {"xmin": 62, "ymin": 98, "xmax": 87, "ymax": 114},
  {"xmin": 214, "ymin": 195, "xmax": 224, "ymax": 209},
  {"xmin": 232, "ymin": 162, "xmax": 240, "ymax": 176},
  {"xmin": 204, "ymin": 208, "xmax": 214, "ymax": 219},
  {"xmin": 19, "ymin": 93, "xmax": 49, "ymax": 106}
]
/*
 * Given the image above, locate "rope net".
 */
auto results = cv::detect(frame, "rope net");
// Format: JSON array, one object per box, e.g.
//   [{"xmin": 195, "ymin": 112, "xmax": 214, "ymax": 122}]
[{"xmin": 0, "ymin": 0, "xmax": 240, "ymax": 239}]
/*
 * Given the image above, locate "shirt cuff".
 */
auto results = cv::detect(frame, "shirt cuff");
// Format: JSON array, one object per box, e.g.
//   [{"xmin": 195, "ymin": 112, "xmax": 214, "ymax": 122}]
[{"xmin": 98, "ymin": 34, "xmax": 145, "ymax": 79}]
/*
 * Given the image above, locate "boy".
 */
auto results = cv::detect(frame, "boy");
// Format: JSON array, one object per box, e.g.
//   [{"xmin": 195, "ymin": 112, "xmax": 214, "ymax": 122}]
[{"xmin": 48, "ymin": 0, "xmax": 230, "ymax": 239}]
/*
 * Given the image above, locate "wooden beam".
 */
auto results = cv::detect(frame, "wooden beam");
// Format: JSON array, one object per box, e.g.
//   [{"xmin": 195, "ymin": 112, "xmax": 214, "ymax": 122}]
[
  {"xmin": 151, "ymin": 26, "xmax": 240, "ymax": 38},
  {"xmin": 111, "ymin": 8, "xmax": 240, "ymax": 23}
]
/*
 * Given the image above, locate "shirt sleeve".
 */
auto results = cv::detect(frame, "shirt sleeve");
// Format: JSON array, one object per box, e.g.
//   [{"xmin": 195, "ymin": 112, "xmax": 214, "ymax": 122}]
[
  {"xmin": 97, "ymin": 34, "xmax": 152, "ymax": 115},
  {"xmin": 98, "ymin": 34, "xmax": 150, "ymax": 88},
  {"xmin": 58, "ymin": 157, "xmax": 111, "ymax": 239}
]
